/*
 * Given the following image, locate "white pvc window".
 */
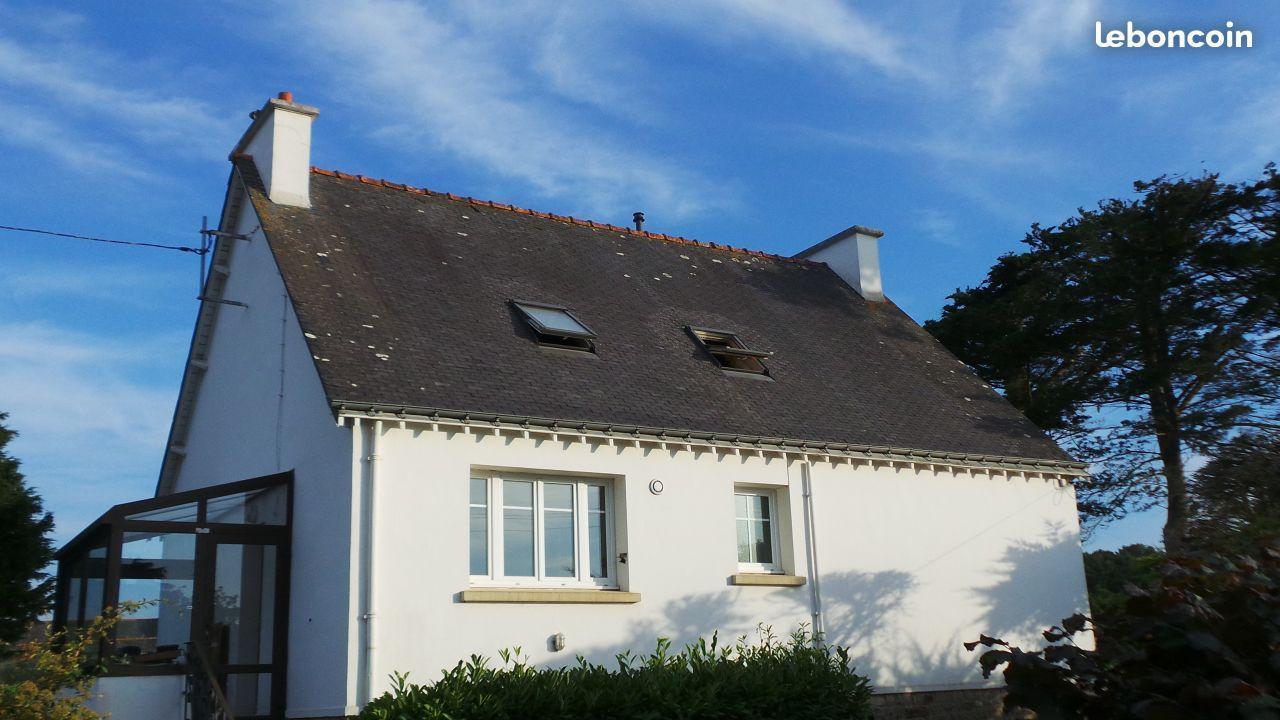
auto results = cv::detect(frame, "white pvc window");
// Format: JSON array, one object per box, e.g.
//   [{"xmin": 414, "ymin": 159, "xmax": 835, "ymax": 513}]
[
  {"xmin": 735, "ymin": 487, "xmax": 781, "ymax": 574},
  {"xmin": 469, "ymin": 473, "xmax": 616, "ymax": 588}
]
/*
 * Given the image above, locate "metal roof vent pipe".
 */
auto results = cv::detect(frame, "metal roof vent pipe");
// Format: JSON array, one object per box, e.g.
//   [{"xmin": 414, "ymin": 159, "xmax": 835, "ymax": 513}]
[
  {"xmin": 633, "ymin": 211, "xmax": 645, "ymax": 231},
  {"xmin": 793, "ymin": 225, "xmax": 887, "ymax": 302}
]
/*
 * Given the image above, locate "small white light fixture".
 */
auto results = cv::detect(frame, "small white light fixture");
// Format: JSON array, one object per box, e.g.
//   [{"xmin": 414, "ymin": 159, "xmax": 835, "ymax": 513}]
[
  {"xmin": 551, "ymin": 632, "xmax": 566, "ymax": 652},
  {"xmin": 649, "ymin": 479, "xmax": 664, "ymax": 495}
]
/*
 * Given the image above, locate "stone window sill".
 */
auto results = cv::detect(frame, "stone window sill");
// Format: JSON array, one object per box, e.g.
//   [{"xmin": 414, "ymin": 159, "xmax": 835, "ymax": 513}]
[
  {"xmin": 459, "ymin": 588, "xmax": 641, "ymax": 604},
  {"xmin": 729, "ymin": 573, "xmax": 807, "ymax": 587}
]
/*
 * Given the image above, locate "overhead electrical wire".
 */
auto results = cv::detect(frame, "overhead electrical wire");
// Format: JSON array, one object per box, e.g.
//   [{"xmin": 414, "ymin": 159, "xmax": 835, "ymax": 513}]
[{"xmin": 0, "ymin": 224, "xmax": 208, "ymax": 255}]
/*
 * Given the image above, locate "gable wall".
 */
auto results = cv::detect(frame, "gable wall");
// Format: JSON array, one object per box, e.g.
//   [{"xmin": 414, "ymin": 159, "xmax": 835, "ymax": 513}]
[
  {"xmin": 172, "ymin": 193, "xmax": 358, "ymax": 717},
  {"xmin": 351, "ymin": 422, "xmax": 1089, "ymax": 702}
]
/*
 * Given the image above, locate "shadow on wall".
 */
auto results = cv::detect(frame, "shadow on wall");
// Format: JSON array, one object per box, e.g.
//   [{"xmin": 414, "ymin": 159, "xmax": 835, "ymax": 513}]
[
  {"xmin": 811, "ymin": 571, "xmax": 986, "ymax": 691},
  {"xmin": 568, "ymin": 569, "xmax": 985, "ymax": 690},
  {"xmin": 560, "ymin": 527, "xmax": 1086, "ymax": 691},
  {"xmin": 970, "ymin": 521, "xmax": 1089, "ymax": 645}
]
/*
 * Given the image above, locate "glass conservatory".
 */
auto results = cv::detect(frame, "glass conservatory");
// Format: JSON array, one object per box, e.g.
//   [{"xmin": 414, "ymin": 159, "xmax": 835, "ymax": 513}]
[{"xmin": 54, "ymin": 471, "xmax": 292, "ymax": 720}]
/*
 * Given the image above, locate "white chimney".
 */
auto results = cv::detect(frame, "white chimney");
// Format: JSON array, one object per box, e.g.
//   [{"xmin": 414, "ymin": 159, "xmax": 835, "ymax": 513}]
[
  {"xmin": 794, "ymin": 225, "xmax": 886, "ymax": 302},
  {"xmin": 231, "ymin": 91, "xmax": 319, "ymax": 208}
]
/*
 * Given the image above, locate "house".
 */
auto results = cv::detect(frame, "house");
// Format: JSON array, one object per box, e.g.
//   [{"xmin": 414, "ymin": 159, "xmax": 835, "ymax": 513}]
[{"xmin": 55, "ymin": 92, "xmax": 1092, "ymax": 720}]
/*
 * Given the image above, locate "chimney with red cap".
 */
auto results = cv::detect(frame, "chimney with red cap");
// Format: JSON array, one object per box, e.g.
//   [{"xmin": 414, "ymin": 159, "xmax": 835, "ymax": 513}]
[{"xmin": 231, "ymin": 91, "xmax": 319, "ymax": 208}]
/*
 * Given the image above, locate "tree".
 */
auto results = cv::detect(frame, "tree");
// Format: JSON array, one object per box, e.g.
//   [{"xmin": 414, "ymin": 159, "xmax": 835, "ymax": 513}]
[
  {"xmin": 1188, "ymin": 432, "xmax": 1280, "ymax": 551},
  {"xmin": 1081, "ymin": 544, "xmax": 1162, "ymax": 642},
  {"xmin": 926, "ymin": 169, "xmax": 1280, "ymax": 550},
  {"xmin": 0, "ymin": 413, "xmax": 55, "ymax": 645}
]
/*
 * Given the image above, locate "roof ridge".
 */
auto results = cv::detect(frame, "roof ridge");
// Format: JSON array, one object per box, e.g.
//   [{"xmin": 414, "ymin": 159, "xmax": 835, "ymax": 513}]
[{"xmin": 310, "ymin": 166, "xmax": 815, "ymax": 265}]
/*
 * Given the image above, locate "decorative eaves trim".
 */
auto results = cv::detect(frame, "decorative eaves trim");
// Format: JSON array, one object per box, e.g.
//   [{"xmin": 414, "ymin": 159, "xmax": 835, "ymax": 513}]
[{"xmin": 333, "ymin": 401, "xmax": 1089, "ymax": 478}]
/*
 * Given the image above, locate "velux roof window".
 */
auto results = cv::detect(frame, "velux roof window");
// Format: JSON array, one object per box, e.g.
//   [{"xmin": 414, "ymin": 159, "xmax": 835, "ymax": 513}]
[
  {"xmin": 513, "ymin": 300, "xmax": 597, "ymax": 352},
  {"xmin": 688, "ymin": 326, "xmax": 771, "ymax": 375}
]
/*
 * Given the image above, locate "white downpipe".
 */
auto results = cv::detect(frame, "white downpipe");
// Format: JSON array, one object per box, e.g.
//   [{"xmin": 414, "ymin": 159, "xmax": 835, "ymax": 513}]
[
  {"xmin": 358, "ymin": 420, "xmax": 382, "ymax": 706},
  {"xmin": 800, "ymin": 459, "xmax": 825, "ymax": 642}
]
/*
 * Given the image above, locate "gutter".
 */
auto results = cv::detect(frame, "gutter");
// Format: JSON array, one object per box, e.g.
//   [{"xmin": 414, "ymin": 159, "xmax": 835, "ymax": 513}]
[
  {"xmin": 357, "ymin": 419, "xmax": 382, "ymax": 707},
  {"xmin": 332, "ymin": 400, "xmax": 1087, "ymax": 478},
  {"xmin": 800, "ymin": 459, "xmax": 824, "ymax": 643}
]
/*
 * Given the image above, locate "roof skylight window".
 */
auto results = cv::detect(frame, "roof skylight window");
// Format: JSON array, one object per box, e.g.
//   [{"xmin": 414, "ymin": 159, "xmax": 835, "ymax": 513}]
[
  {"xmin": 688, "ymin": 326, "xmax": 771, "ymax": 375},
  {"xmin": 513, "ymin": 300, "xmax": 597, "ymax": 352}
]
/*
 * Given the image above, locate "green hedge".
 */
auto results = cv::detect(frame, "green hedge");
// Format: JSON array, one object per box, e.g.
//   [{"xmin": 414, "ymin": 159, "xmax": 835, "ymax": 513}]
[{"xmin": 361, "ymin": 626, "xmax": 872, "ymax": 720}]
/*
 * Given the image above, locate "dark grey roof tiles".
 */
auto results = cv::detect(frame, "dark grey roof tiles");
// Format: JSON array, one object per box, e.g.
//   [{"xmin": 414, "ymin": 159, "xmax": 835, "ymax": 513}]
[{"xmin": 239, "ymin": 159, "xmax": 1072, "ymax": 463}]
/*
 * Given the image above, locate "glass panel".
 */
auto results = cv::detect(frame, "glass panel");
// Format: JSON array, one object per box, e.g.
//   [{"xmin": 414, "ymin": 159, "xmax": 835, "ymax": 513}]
[
  {"xmin": 65, "ymin": 560, "xmax": 84, "ymax": 627},
  {"xmin": 469, "ymin": 478, "xmax": 488, "ymax": 575},
  {"xmin": 752, "ymin": 519, "xmax": 773, "ymax": 564},
  {"xmin": 224, "ymin": 672, "xmax": 272, "ymax": 717},
  {"xmin": 736, "ymin": 519, "xmax": 753, "ymax": 563},
  {"xmin": 84, "ymin": 546, "xmax": 106, "ymax": 625},
  {"xmin": 125, "ymin": 501, "xmax": 198, "ymax": 523},
  {"xmin": 516, "ymin": 303, "xmax": 590, "ymax": 335},
  {"xmin": 504, "ymin": 479, "xmax": 533, "ymax": 507},
  {"xmin": 210, "ymin": 543, "xmax": 277, "ymax": 666},
  {"xmin": 117, "ymin": 533, "xmax": 195, "ymax": 664},
  {"xmin": 543, "ymin": 483, "xmax": 575, "ymax": 578},
  {"xmin": 588, "ymin": 486, "xmax": 607, "ymax": 579},
  {"xmin": 503, "ymin": 480, "xmax": 534, "ymax": 577},
  {"xmin": 735, "ymin": 493, "xmax": 774, "ymax": 565},
  {"xmin": 205, "ymin": 485, "xmax": 287, "ymax": 525},
  {"xmin": 470, "ymin": 507, "xmax": 489, "ymax": 575},
  {"xmin": 544, "ymin": 483, "xmax": 573, "ymax": 510}
]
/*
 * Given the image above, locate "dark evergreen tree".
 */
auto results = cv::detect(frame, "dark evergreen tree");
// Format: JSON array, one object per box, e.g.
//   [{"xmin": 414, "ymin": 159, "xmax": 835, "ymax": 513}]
[
  {"xmin": 1188, "ymin": 432, "xmax": 1280, "ymax": 550},
  {"xmin": 0, "ymin": 412, "xmax": 55, "ymax": 645},
  {"xmin": 926, "ymin": 168, "xmax": 1279, "ymax": 550}
]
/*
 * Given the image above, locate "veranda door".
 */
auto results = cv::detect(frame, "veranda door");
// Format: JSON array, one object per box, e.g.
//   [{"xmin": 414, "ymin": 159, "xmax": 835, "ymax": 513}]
[{"xmin": 192, "ymin": 530, "xmax": 290, "ymax": 719}]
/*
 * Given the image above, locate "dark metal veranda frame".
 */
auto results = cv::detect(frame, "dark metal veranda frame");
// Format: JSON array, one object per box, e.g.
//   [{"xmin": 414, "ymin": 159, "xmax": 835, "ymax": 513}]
[{"xmin": 54, "ymin": 471, "xmax": 293, "ymax": 719}]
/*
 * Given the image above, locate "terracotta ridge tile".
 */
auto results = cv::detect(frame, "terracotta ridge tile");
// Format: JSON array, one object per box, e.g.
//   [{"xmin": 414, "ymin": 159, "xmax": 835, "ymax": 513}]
[{"xmin": 309, "ymin": 165, "xmax": 815, "ymax": 265}]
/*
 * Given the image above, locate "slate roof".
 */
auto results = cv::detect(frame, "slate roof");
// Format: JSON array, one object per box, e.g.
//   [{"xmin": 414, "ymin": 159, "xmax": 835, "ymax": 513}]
[{"xmin": 239, "ymin": 158, "xmax": 1074, "ymax": 464}]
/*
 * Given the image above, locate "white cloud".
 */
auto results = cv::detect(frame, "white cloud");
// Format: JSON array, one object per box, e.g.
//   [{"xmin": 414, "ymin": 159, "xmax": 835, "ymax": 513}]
[
  {"xmin": 0, "ymin": 98, "xmax": 157, "ymax": 181},
  {"xmin": 280, "ymin": 0, "xmax": 725, "ymax": 219},
  {"xmin": 913, "ymin": 209, "xmax": 965, "ymax": 248},
  {"xmin": 0, "ymin": 16, "xmax": 239, "ymax": 179},
  {"xmin": 531, "ymin": 10, "xmax": 650, "ymax": 117},
  {"xmin": 0, "ymin": 323, "xmax": 180, "ymax": 543},
  {"xmin": 648, "ymin": 0, "xmax": 923, "ymax": 80},
  {"xmin": 968, "ymin": 0, "xmax": 1098, "ymax": 115}
]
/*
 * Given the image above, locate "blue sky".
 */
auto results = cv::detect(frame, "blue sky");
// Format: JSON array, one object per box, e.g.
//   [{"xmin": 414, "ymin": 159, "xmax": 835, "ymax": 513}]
[{"xmin": 0, "ymin": 1, "xmax": 1275, "ymax": 551}]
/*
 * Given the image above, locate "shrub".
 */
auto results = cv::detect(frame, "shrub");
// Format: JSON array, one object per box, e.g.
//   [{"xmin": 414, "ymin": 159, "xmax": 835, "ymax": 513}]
[
  {"xmin": 0, "ymin": 604, "xmax": 138, "ymax": 720},
  {"xmin": 966, "ymin": 541, "xmax": 1280, "ymax": 719},
  {"xmin": 361, "ymin": 625, "xmax": 872, "ymax": 720}
]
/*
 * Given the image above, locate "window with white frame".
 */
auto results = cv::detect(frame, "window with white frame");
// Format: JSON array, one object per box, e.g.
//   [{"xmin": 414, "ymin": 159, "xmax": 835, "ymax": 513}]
[
  {"xmin": 469, "ymin": 473, "xmax": 616, "ymax": 587},
  {"xmin": 734, "ymin": 487, "xmax": 781, "ymax": 573}
]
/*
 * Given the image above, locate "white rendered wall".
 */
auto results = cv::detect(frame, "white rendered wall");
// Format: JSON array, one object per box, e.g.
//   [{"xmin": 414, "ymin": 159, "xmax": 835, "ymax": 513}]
[
  {"xmin": 804, "ymin": 234, "xmax": 883, "ymax": 301},
  {"xmin": 171, "ymin": 194, "xmax": 356, "ymax": 717},
  {"xmin": 241, "ymin": 103, "xmax": 315, "ymax": 208},
  {"xmin": 357, "ymin": 424, "xmax": 1090, "ymax": 698},
  {"xmin": 86, "ymin": 676, "xmax": 185, "ymax": 720}
]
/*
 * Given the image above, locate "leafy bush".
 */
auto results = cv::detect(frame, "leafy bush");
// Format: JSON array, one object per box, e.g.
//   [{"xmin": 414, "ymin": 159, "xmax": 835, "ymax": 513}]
[
  {"xmin": 0, "ymin": 604, "xmax": 138, "ymax": 720},
  {"xmin": 967, "ymin": 541, "xmax": 1280, "ymax": 719},
  {"xmin": 361, "ymin": 625, "xmax": 872, "ymax": 720}
]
